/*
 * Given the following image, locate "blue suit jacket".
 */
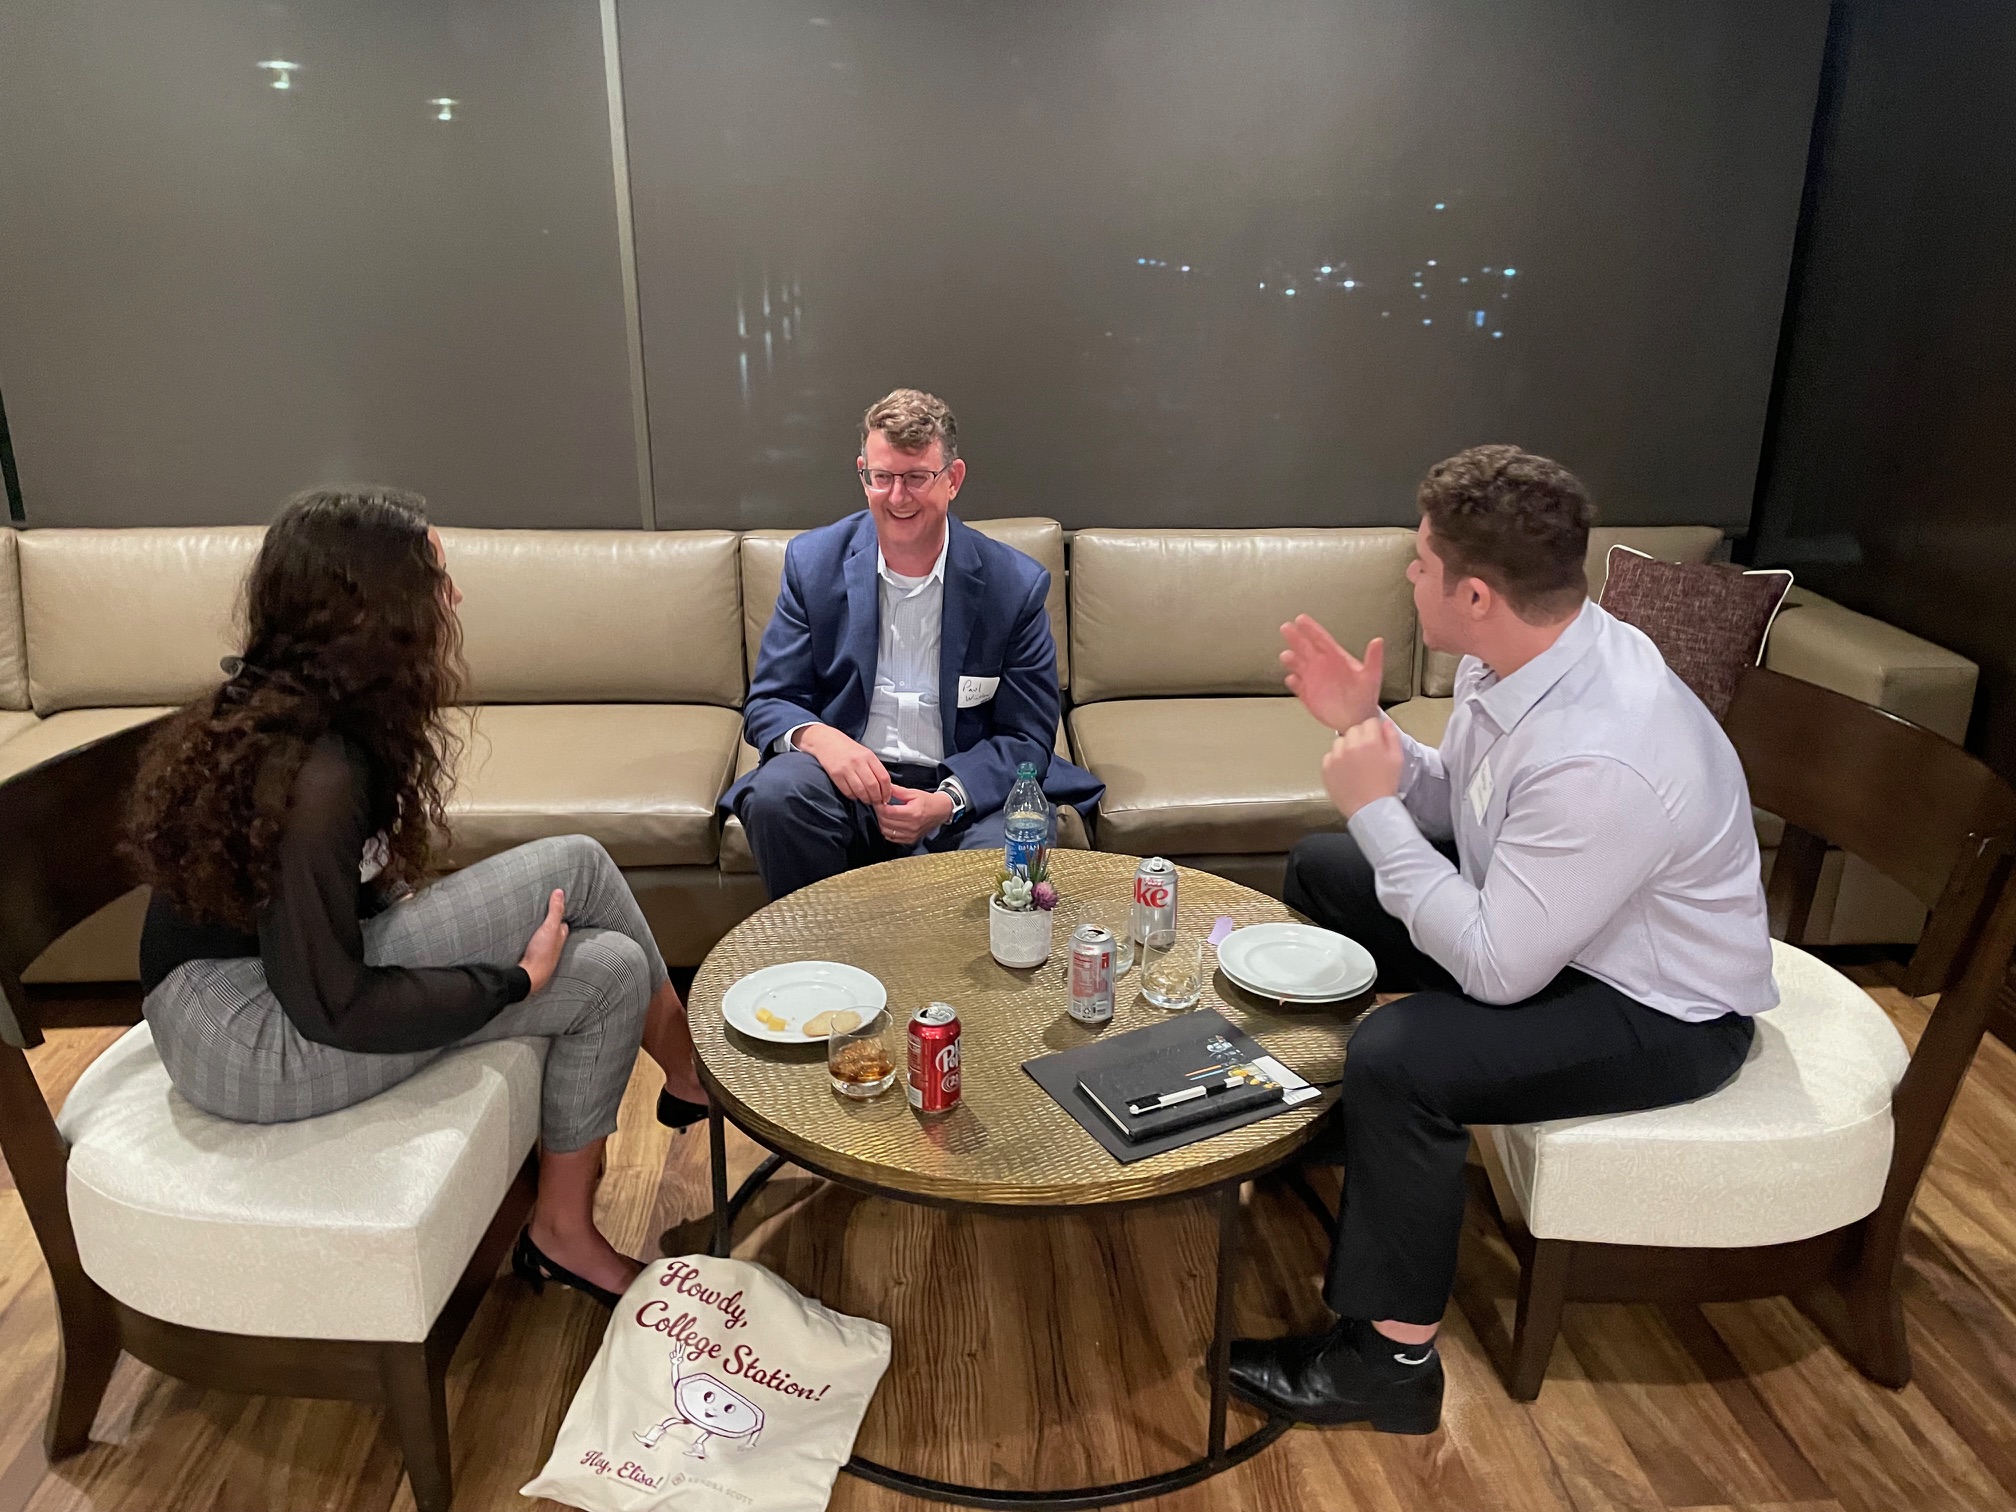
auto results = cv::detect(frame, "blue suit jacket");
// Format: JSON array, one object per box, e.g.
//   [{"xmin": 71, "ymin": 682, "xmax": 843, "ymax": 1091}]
[{"xmin": 726, "ymin": 511, "xmax": 1104, "ymax": 822}]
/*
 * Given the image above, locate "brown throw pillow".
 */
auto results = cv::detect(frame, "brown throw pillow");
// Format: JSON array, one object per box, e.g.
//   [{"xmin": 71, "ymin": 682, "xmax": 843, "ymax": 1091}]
[{"xmin": 1598, "ymin": 546, "xmax": 1793, "ymax": 720}]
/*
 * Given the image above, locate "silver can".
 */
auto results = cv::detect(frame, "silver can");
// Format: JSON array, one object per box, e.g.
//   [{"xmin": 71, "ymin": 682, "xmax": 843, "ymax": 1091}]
[
  {"xmin": 1131, "ymin": 856, "xmax": 1179, "ymax": 948},
  {"xmin": 1068, "ymin": 924, "xmax": 1117, "ymax": 1025}
]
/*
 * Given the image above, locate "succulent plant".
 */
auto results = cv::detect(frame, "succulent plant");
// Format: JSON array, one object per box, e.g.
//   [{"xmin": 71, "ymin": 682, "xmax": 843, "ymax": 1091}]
[
  {"xmin": 1031, "ymin": 881, "xmax": 1059, "ymax": 911},
  {"xmin": 996, "ymin": 872, "xmax": 1036, "ymax": 911}
]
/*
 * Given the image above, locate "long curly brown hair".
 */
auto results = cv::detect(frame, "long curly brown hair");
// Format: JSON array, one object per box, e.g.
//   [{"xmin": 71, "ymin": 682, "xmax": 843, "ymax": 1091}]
[{"xmin": 127, "ymin": 487, "xmax": 465, "ymax": 930}]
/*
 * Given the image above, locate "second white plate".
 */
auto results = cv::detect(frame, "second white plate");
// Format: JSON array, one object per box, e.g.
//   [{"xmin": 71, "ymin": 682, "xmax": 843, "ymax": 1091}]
[
  {"xmin": 1217, "ymin": 924, "xmax": 1375, "ymax": 1001},
  {"xmin": 720, "ymin": 961, "xmax": 887, "ymax": 1044}
]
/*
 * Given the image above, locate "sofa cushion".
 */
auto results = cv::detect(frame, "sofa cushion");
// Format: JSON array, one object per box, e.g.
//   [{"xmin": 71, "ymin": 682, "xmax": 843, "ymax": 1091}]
[
  {"xmin": 1487, "ymin": 941, "xmax": 1907, "ymax": 1248},
  {"xmin": 1386, "ymin": 696, "xmax": 1453, "ymax": 748},
  {"xmin": 21, "ymin": 886, "xmax": 151, "ymax": 985},
  {"xmin": 0, "ymin": 706, "xmax": 173, "ymax": 786},
  {"xmin": 1765, "ymin": 587, "xmax": 1978, "ymax": 744},
  {"xmin": 1070, "ymin": 530, "xmax": 1417, "ymax": 706},
  {"xmin": 0, "ymin": 528, "xmax": 27, "ymax": 709},
  {"xmin": 19, "ymin": 527, "xmax": 261, "ymax": 714},
  {"xmin": 1420, "ymin": 525, "xmax": 1727, "ymax": 698},
  {"xmin": 445, "ymin": 704, "xmax": 742, "ymax": 868},
  {"xmin": 1072, "ymin": 695, "xmax": 1452, "ymax": 858},
  {"xmin": 1071, "ymin": 696, "xmax": 1344, "ymax": 857},
  {"xmin": 58, "ymin": 1023, "xmax": 543, "ymax": 1342},
  {"xmin": 0, "ymin": 709, "xmax": 38, "ymax": 748},
  {"xmin": 1073, "ymin": 694, "xmax": 1451, "ymax": 858},
  {"xmin": 441, "ymin": 528, "xmax": 743, "ymax": 707},
  {"xmin": 740, "ymin": 517, "xmax": 1069, "ymax": 689}
]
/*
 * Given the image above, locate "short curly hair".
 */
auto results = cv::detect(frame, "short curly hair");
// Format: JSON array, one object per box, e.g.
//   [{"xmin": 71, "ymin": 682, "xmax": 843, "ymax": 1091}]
[
  {"xmin": 1416, "ymin": 445, "xmax": 1595, "ymax": 622},
  {"xmin": 860, "ymin": 388, "xmax": 958, "ymax": 464}
]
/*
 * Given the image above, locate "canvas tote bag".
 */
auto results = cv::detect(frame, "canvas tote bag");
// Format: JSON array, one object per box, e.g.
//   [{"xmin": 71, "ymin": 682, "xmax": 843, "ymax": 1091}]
[{"xmin": 523, "ymin": 1255, "xmax": 892, "ymax": 1512}]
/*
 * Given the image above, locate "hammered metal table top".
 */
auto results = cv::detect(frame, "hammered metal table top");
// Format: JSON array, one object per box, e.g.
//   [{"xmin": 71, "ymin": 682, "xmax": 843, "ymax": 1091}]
[{"xmin": 689, "ymin": 850, "xmax": 1362, "ymax": 1209}]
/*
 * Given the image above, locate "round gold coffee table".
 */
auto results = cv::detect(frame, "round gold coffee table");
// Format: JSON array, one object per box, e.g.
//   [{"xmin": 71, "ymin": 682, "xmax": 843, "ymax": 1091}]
[{"xmin": 688, "ymin": 849, "xmax": 1363, "ymax": 1510}]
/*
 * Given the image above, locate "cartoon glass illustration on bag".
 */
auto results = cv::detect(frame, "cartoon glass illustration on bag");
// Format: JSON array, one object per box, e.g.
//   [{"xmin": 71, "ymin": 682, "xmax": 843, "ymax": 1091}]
[{"xmin": 633, "ymin": 1342, "xmax": 766, "ymax": 1459}]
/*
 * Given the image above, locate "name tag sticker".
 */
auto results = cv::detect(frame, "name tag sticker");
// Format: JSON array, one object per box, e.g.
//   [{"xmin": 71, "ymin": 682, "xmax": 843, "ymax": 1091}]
[
  {"xmin": 1467, "ymin": 756, "xmax": 1494, "ymax": 824},
  {"xmin": 957, "ymin": 675, "xmax": 1000, "ymax": 708}
]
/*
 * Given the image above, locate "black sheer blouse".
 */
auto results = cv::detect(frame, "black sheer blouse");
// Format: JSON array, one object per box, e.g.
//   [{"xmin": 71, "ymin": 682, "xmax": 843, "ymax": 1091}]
[{"xmin": 139, "ymin": 734, "xmax": 529, "ymax": 1053}]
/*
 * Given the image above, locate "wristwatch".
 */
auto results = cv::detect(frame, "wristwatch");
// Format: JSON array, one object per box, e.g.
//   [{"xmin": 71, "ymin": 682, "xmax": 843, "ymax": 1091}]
[{"xmin": 935, "ymin": 777, "xmax": 971, "ymax": 824}]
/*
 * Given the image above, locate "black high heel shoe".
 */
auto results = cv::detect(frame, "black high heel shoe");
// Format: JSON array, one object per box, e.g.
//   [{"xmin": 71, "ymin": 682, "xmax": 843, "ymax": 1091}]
[
  {"xmin": 511, "ymin": 1227, "xmax": 623, "ymax": 1309},
  {"xmin": 657, "ymin": 1088, "xmax": 708, "ymax": 1131}
]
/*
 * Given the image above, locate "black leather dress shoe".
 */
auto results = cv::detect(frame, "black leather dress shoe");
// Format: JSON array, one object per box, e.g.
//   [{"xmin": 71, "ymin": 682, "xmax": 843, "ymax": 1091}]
[{"xmin": 1228, "ymin": 1316, "xmax": 1443, "ymax": 1434}]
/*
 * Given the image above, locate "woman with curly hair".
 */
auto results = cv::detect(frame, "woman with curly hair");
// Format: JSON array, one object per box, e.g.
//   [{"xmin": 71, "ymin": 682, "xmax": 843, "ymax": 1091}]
[{"xmin": 128, "ymin": 487, "xmax": 706, "ymax": 1306}]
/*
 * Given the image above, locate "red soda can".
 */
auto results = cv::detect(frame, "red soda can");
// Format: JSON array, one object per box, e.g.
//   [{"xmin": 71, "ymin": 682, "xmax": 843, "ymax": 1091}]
[
  {"xmin": 1131, "ymin": 856, "xmax": 1179, "ymax": 948},
  {"xmin": 907, "ymin": 1002, "xmax": 962, "ymax": 1115},
  {"xmin": 1069, "ymin": 924, "xmax": 1116, "ymax": 1025}
]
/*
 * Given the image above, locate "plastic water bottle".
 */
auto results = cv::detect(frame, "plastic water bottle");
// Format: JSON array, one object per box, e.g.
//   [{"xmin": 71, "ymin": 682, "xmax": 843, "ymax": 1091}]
[{"xmin": 1003, "ymin": 762, "xmax": 1053, "ymax": 880}]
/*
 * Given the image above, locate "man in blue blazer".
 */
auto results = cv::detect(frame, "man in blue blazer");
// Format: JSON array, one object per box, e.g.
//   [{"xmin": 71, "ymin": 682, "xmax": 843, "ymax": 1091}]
[{"xmin": 726, "ymin": 389, "xmax": 1103, "ymax": 899}]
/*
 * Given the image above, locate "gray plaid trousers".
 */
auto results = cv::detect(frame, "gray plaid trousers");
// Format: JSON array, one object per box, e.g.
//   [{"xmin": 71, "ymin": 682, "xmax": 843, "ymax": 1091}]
[{"xmin": 142, "ymin": 834, "xmax": 669, "ymax": 1153}]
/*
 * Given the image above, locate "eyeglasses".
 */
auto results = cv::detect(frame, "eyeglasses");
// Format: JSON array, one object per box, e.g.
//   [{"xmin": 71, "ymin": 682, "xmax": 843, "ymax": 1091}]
[{"xmin": 859, "ymin": 463, "xmax": 953, "ymax": 494}]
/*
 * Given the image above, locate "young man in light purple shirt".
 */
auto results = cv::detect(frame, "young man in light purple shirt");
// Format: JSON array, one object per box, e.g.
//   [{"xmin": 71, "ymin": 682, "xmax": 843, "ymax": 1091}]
[{"xmin": 1230, "ymin": 445, "xmax": 1774, "ymax": 1435}]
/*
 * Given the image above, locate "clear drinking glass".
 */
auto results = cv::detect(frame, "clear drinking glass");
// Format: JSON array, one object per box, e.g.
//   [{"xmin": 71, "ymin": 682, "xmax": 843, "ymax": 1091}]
[
  {"xmin": 828, "ymin": 1014, "xmax": 897, "ymax": 1099},
  {"xmin": 1109, "ymin": 908, "xmax": 1135, "ymax": 974},
  {"xmin": 1140, "ymin": 928, "xmax": 1204, "ymax": 1010}
]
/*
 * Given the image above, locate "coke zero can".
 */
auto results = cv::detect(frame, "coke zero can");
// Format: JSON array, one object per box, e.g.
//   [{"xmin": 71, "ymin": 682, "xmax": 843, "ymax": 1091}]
[
  {"xmin": 907, "ymin": 1002, "xmax": 962, "ymax": 1115},
  {"xmin": 1068, "ymin": 924, "xmax": 1116, "ymax": 1025},
  {"xmin": 1131, "ymin": 856, "xmax": 1179, "ymax": 948}
]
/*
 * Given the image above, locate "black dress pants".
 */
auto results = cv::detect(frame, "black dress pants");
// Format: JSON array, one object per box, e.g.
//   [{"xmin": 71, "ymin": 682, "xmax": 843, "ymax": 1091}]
[{"xmin": 1283, "ymin": 832, "xmax": 1756, "ymax": 1326}]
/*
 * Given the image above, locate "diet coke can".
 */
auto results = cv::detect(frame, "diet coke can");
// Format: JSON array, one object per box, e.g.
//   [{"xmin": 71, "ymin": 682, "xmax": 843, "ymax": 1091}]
[
  {"xmin": 907, "ymin": 1002, "xmax": 962, "ymax": 1115},
  {"xmin": 1131, "ymin": 856, "xmax": 1179, "ymax": 948},
  {"xmin": 1068, "ymin": 924, "xmax": 1117, "ymax": 1025}
]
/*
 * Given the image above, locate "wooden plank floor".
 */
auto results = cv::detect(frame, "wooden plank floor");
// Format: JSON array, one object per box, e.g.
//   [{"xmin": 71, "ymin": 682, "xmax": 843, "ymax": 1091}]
[{"xmin": 6, "ymin": 981, "xmax": 2016, "ymax": 1512}]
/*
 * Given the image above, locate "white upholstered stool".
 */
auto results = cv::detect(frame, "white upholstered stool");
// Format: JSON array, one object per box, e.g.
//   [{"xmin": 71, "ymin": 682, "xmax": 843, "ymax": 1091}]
[
  {"xmin": 57, "ymin": 1023, "xmax": 545, "ymax": 1343},
  {"xmin": 1485, "ymin": 942, "xmax": 1909, "ymax": 1252}
]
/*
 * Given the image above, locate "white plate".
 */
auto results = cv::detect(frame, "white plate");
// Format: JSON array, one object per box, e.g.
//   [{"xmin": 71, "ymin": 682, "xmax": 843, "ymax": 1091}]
[
  {"xmin": 1219, "ymin": 964, "xmax": 1372, "ymax": 1004},
  {"xmin": 721, "ymin": 961, "xmax": 888, "ymax": 1044},
  {"xmin": 1217, "ymin": 924, "xmax": 1375, "ymax": 1002},
  {"xmin": 1219, "ymin": 958, "xmax": 1375, "ymax": 1004}
]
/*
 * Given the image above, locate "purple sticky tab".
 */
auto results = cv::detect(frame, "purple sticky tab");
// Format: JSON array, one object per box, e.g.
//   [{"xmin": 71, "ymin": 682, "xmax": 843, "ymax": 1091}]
[{"xmin": 1207, "ymin": 916, "xmax": 1236, "ymax": 947}]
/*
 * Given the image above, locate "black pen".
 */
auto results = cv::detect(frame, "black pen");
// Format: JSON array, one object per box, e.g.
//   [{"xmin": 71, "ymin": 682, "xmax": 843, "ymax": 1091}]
[{"xmin": 1128, "ymin": 1075, "xmax": 1238, "ymax": 1116}]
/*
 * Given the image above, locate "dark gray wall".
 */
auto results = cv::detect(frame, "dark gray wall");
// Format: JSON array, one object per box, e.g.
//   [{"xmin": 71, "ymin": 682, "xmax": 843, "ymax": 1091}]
[
  {"xmin": 0, "ymin": 0, "xmax": 642, "ymax": 527},
  {"xmin": 623, "ymin": 0, "xmax": 1827, "ymax": 530},
  {"xmin": 1752, "ymin": 0, "xmax": 2016, "ymax": 782}
]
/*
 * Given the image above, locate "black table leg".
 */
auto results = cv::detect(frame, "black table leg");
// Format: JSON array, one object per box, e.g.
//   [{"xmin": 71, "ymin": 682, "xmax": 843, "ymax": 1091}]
[
  {"xmin": 708, "ymin": 1098, "xmax": 730, "ymax": 1259},
  {"xmin": 1207, "ymin": 1180, "xmax": 1242, "ymax": 1464},
  {"xmin": 1283, "ymin": 1163, "xmax": 1338, "ymax": 1232}
]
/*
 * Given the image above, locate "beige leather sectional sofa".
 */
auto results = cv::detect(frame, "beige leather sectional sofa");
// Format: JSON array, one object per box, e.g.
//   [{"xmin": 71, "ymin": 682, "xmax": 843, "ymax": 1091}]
[{"xmin": 0, "ymin": 517, "xmax": 1976, "ymax": 989}]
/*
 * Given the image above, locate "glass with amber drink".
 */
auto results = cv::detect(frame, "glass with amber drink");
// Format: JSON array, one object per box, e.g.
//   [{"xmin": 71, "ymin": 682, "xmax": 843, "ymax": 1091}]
[{"xmin": 828, "ymin": 1013, "xmax": 898, "ymax": 1099}]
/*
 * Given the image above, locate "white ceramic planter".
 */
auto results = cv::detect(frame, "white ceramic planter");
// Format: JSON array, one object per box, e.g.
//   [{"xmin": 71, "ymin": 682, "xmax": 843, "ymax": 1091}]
[{"xmin": 989, "ymin": 896, "xmax": 1054, "ymax": 967}]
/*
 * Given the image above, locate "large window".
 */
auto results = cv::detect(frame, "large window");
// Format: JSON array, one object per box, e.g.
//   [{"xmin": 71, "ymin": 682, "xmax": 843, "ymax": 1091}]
[
  {"xmin": 0, "ymin": 0, "xmax": 640, "ymax": 526},
  {"xmin": 0, "ymin": 1, "xmax": 1828, "ymax": 529},
  {"xmin": 623, "ymin": 0, "xmax": 1827, "ymax": 529}
]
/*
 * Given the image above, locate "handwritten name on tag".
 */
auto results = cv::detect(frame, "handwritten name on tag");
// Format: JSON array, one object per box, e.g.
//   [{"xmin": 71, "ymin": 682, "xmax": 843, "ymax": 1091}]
[
  {"xmin": 1466, "ymin": 756, "xmax": 1494, "ymax": 825},
  {"xmin": 957, "ymin": 675, "xmax": 1000, "ymax": 708}
]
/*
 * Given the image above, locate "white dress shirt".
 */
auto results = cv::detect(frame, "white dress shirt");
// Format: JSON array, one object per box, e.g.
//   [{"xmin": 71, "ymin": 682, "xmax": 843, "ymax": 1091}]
[
  {"xmin": 862, "ymin": 538, "xmax": 949, "ymax": 766},
  {"xmin": 1348, "ymin": 600, "xmax": 1778, "ymax": 1022}
]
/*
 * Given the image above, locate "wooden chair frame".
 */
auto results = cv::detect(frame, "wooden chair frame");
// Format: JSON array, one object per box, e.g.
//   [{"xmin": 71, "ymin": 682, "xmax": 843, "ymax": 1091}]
[
  {"xmin": 1483, "ymin": 666, "xmax": 2016, "ymax": 1401},
  {"xmin": 0, "ymin": 719, "xmax": 534, "ymax": 1512}
]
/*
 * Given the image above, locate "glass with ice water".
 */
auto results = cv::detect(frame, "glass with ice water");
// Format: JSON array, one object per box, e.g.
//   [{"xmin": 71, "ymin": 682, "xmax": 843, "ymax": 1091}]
[{"xmin": 1140, "ymin": 928, "xmax": 1204, "ymax": 1010}]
